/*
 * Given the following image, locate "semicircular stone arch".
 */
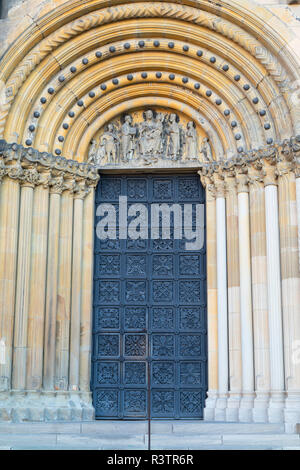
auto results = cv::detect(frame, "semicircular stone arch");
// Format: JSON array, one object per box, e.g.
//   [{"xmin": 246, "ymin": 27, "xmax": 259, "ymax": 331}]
[{"xmin": 0, "ymin": 0, "xmax": 299, "ymax": 163}]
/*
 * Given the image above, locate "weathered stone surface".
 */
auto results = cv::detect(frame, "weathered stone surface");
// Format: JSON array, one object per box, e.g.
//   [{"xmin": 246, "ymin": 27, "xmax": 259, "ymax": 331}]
[{"xmin": 0, "ymin": 0, "xmax": 300, "ymax": 433}]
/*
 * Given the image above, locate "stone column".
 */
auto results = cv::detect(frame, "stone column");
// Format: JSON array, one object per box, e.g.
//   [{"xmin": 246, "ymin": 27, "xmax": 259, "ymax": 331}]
[
  {"xmin": 80, "ymin": 187, "xmax": 95, "ymax": 395},
  {"xmin": 214, "ymin": 174, "xmax": 229, "ymax": 421},
  {"xmin": 26, "ymin": 174, "xmax": 50, "ymax": 392},
  {"xmin": 224, "ymin": 173, "xmax": 242, "ymax": 422},
  {"xmin": 0, "ymin": 174, "xmax": 20, "ymax": 395},
  {"xmin": 277, "ymin": 163, "xmax": 300, "ymax": 432},
  {"xmin": 12, "ymin": 170, "xmax": 38, "ymax": 390},
  {"xmin": 55, "ymin": 180, "xmax": 74, "ymax": 391},
  {"xmin": 248, "ymin": 169, "xmax": 270, "ymax": 423},
  {"xmin": 264, "ymin": 162, "xmax": 285, "ymax": 423},
  {"xmin": 199, "ymin": 174, "xmax": 218, "ymax": 420},
  {"xmin": 43, "ymin": 175, "xmax": 64, "ymax": 390},
  {"xmin": 296, "ymin": 168, "xmax": 300, "ymax": 271},
  {"xmin": 236, "ymin": 171, "xmax": 255, "ymax": 422},
  {"xmin": 69, "ymin": 181, "xmax": 86, "ymax": 391}
]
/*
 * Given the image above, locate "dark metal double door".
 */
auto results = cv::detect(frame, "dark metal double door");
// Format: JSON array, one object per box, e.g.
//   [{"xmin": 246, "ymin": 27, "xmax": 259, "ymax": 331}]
[{"xmin": 92, "ymin": 174, "xmax": 207, "ymax": 419}]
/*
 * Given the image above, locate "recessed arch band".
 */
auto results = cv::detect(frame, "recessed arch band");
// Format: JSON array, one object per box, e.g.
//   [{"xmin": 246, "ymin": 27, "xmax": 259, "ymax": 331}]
[{"xmin": 0, "ymin": 1, "xmax": 298, "ymax": 160}]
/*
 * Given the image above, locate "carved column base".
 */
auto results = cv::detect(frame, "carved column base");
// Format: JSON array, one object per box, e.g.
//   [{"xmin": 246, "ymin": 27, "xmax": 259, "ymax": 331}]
[
  {"xmin": 253, "ymin": 392, "xmax": 270, "ymax": 423},
  {"xmin": 0, "ymin": 390, "xmax": 94, "ymax": 422},
  {"xmin": 284, "ymin": 392, "xmax": 300, "ymax": 433},
  {"xmin": 204, "ymin": 390, "xmax": 218, "ymax": 421},
  {"xmin": 214, "ymin": 393, "xmax": 228, "ymax": 421},
  {"xmin": 238, "ymin": 393, "xmax": 256, "ymax": 423},
  {"xmin": 226, "ymin": 392, "xmax": 242, "ymax": 422},
  {"xmin": 268, "ymin": 391, "xmax": 285, "ymax": 423}
]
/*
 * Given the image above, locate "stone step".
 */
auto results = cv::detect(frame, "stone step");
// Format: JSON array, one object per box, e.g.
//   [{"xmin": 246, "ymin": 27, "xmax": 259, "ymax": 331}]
[
  {"xmin": 0, "ymin": 420, "xmax": 286, "ymax": 435},
  {"xmin": 0, "ymin": 432, "xmax": 300, "ymax": 450}
]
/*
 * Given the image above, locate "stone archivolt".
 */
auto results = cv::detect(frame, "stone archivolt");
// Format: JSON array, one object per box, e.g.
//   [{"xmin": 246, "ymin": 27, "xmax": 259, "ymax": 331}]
[{"xmin": 0, "ymin": 1, "xmax": 299, "ymax": 163}]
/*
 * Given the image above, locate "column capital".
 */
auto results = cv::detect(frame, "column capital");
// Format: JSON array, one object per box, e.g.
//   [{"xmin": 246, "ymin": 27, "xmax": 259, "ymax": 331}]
[
  {"xmin": 49, "ymin": 175, "xmax": 66, "ymax": 195},
  {"xmin": 224, "ymin": 173, "xmax": 237, "ymax": 196},
  {"xmin": 212, "ymin": 172, "xmax": 226, "ymax": 198},
  {"xmin": 247, "ymin": 166, "xmax": 265, "ymax": 189},
  {"xmin": 0, "ymin": 159, "xmax": 6, "ymax": 183},
  {"xmin": 73, "ymin": 179, "xmax": 90, "ymax": 200},
  {"xmin": 262, "ymin": 159, "xmax": 278, "ymax": 187},
  {"xmin": 19, "ymin": 167, "xmax": 40, "ymax": 188},
  {"xmin": 235, "ymin": 170, "xmax": 249, "ymax": 194}
]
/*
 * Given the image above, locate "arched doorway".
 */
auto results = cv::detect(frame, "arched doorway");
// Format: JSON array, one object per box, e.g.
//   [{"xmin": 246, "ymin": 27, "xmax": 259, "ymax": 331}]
[{"xmin": 0, "ymin": 0, "xmax": 299, "ymax": 431}]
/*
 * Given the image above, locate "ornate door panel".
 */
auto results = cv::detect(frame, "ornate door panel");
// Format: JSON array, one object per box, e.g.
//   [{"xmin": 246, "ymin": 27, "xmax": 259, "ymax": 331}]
[{"xmin": 92, "ymin": 174, "xmax": 207, "ymax": 419}]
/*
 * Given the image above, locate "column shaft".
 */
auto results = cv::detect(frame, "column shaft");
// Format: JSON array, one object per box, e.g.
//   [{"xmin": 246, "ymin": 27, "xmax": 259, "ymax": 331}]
[
  {"xmin": 203, "ymin": 184, "xmax": 218, "ymax": 420},
  {"xmin": 80, "ymin": 188, "xmax": 94, "ymax": 392},
  {"xmin": 69, "ymin": 194, "xmax": 84, "ymax": 390},
  {"xmin": 249, "ymin": 179, "xmax": 270, "ymax": 423},
  {"xmin": 278, "ymin": 170, "xmax": 300, "ymax": 431},
  {"xmin": 265, "ymin": 183, "xmax": 285, "ymax": 422},
  {"xmin": 297, "ymin": 177, "xmax": 300, "ymax": 271},
  {"xmin": 216, "ymin": 194, "xmax": 229, "ymax": 420},
  {"xmin": 225, "ymin": 178, "xmax": 242, "ymax": 421},
  {"xmin": 237, "ymin": 186, "xmax": 255, "ymax": 422},
  {"xmin": 12, "ymin": 184, "xmax": 34, "ymax": 390},
  {"xmin": 43, "ymin": 191, "xmax": 61, "ymax": 390},
  {"xmin": 26, "ymin": 184, "xmax": 49, "ymax": 390},
  {"xmin": 0, "ymin": 178, "xmax": 20, "ymax": 392},
  {"xmin": 55, "ymin": 190, "xmax": 73, "ymax": 390}
]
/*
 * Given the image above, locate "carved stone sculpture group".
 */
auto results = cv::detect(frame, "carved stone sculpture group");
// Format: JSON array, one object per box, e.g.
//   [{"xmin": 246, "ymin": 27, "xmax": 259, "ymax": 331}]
[{"xmin": 88, "ymin": 110, "xmax": 214, "ymax": 166}]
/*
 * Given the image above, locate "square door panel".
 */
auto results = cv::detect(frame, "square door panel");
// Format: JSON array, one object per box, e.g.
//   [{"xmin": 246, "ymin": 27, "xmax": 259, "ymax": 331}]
[
  {"xmin": 95, "ymin": 307, "xmax": 120, "ymax": 331},
  {"xmin": 124, "ymin": 306, "xmax": 147, "ymax": 330},
  {"xmin": 152, "ymin": 281, "xmax": 173, "ymax": 303},
  {"xmin": 124, "ymin": 334, "xmax": 147, "ymax": 357},
  {"xmin": 124, "ymin": 362, "xmax": 147, "ymax": 385},
  {"xmin": 96, "ymin": 361, "xmax": 119, "ymax": 385},
  {"xmin": 97, "ymin": 280, "xmax": 121, "ymax": 304},
  {"xmin": 152, "ymin": 335, "xmax": 175, "ymax": 358},
  {"xmin": 95, "ymin": 389, "xmax": 119, "ymax": 417},
  {"xmin": 152, "ymin": 362, "xmax": 175, "ymax": 386},
  {"xmin": 127, "ymin": 179, "xmax": 148, "ymax": 200},
  {"xmin": 126, "ymin": 255, "xmax": 147, "ymax": 277},
  {"xmin": 97, "ymin": 334, "xmax": 120, "ymax": 357},
  {"xmin": 125, "ymin": 281, "xmax": 147, "ymax": 303},
  {"xmin": 151, "ymin": 307, "xmax": 175, "ymax": 331},
  {"xmin": 95, "ymin": 254, "xmax": 121, "ymax": 277},
  {"xmin": 151, "ymin": 390, "xmax": 175, "ymax": 416},
  {"xmin": 124, "ymin": 390, "xmax": 147, "ymax": 416},
  {"xmin": 152, "ymin": 254, "xmax": 173, "ymax": 277}
]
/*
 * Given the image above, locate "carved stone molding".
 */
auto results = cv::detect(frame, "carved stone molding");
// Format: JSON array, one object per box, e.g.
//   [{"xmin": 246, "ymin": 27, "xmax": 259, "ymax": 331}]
[
  {"xmin": 197, "ymin": 136, "xmax": 300, "ymax": 193},
  {"xmin": 0, "ymin": 140, "xmax": 99, "ymax": 192}
]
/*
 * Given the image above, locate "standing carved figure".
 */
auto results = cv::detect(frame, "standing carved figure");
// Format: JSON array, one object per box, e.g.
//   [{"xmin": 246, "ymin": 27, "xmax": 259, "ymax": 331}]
[
  {"xmin": 185, "ymin": 121, "xmax": 198, "ymax": 160},
  {"xmin": 121, "ymin": 115, "xmax": 137, "ymax": 161},
  {"xmin": 167, "ymin": 113, "xmax": 181, "ymax": 160},
  {"xmin": 139, "ymin": 110, "xmax": 159, "ymax": 163},
  {"xmin": 153, "ymin": 112, "xmax": 164, "ymax": 155},
  {"xmin": 87, "ymin": 138, "xmax": 99, "ymax": 164},
  {"xmin": 99, "ymin": 123, "xmax": 120, "ymax": 164},
  {"xmin": 201, "ymin": 137, "xmax": 213, "ymax": 162}
]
